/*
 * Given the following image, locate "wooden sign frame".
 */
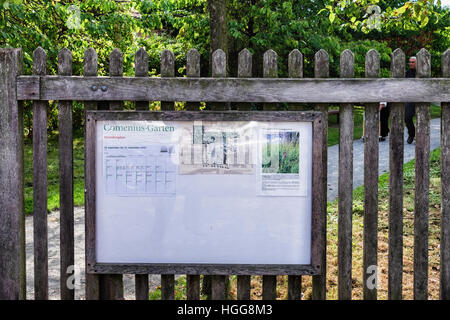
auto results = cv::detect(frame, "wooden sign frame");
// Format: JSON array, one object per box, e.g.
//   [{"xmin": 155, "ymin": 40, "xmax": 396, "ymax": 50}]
[{"xmin": 85, "ymin": 110, "xmax": 325, "ymax": 275}]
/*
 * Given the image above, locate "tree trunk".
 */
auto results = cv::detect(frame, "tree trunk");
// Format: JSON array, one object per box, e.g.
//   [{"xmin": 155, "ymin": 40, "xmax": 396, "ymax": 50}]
[{"xmin": 208, "ymin": 0, "xmax": 228, "ymax": 76}]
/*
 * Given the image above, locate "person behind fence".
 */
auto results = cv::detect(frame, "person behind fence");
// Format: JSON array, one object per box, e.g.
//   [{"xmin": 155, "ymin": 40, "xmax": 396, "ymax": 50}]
[
  {"xmin": 405, "ymin": 56, "xmax": 416, "ymax": 144},
  {"xmin": 379, "ymin": 101, "xmax": 390, "ymax": 141}
]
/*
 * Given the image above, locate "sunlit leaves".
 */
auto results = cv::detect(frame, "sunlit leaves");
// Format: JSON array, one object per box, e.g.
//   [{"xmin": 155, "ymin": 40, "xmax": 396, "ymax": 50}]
[{"xmin": 325, "ymin": 0, "xmax": 445, "ymax": 33}]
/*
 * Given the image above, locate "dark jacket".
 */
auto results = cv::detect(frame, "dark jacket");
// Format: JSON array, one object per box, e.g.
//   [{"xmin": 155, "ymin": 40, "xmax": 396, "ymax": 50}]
[{"xmin": 405, "ymin": 68, "xmax": 416, "ymax": 109}]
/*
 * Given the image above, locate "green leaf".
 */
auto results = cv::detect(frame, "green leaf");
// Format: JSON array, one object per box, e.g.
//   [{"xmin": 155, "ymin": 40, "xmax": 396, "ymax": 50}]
[
  {"xmin": 329, "ymin": 12, "xmax": 336, "ymax": 23},
  {"xmin": 397, "ymin": 5, "xmax": 407, "ymax": 14},
  {"xmin": 420, "ymin": 16, "xmax": 429, "ymax": 28}
]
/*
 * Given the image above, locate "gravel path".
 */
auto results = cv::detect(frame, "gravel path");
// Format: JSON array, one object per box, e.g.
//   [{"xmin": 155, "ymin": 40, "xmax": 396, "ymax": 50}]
[
  {"xmin": 25, "ymin": 117, "xmax": 442, "ymax": 299},
  {"xmin": 326, "ymin": 117, "xmax": 441, "ymax": 201}
]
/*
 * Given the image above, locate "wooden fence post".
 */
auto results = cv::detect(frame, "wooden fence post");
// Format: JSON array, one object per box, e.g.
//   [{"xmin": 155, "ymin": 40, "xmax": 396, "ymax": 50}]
[
  {"xmin": 363, "ymin": 49, "xmax": 380, "ymax": 300},
  {"xmin": 206, "ymin": 48, "xmax": 229, "ymax": 301},
  {"xmin": 236, "ymin": 48, "xmax": 252, "ymax": 112},
  {"xmin": 134, "ymin": 47, "xmax": 150, "ymax": 300},
  {"xmin": 263, "ymin": 49, "xmax": 278, "ymax": 112},
  {"xmin": 312, "ymin": 49, "xmax": 329, "ymax": 301},
  {"xmin": 262, "ymin": 49, "xmax": 278, "ymax": 301},
  {"xmin": 84, "ymin": 47, "xmax": 100, "ymax": 300},
  {"xmin": 0, "ymin": 48, "xmax": 25, "ymax": 300},
  {"xmin": 185, "ymin": 48, "xmax": 201, "ymax": 112},
  {"xmin": 236, "ymin": 48, "xmax": 252, "ymax": 301},
  {"xmin": 287, "ymin": 48, "xmax": 303, "ymax": 300},
  {"xmin": 160, "ymin": 49, "xmax": 176, "ymax": 300},
  {"xmin": 441, "ymin": 49, "xmax": 450, "ymax": 300},
  {"xmin": 338, "ymin": 49, "xmax": 354, "ymax": 300},
  {"xmin": 414, "ymin": 48, "xmax": 431, "ymax": 300},
  {"xmin": 388, "ymin": 48, "xmax": 405, "ymax": 300},
  {"xmin": 32, "ymin": 46, "xmax": 49, "ymax": 300},
  {"xmin": 210, "ymin": 49, "xmax": 229, "ymax": 111},
  {"xmin": 58, "ymin": 48, "xmax": 75, "ymax": 300},
  {"xmin": 185, "ymin": 48, "xmax": 202, "ymax": 300},
  {"xmin": 97, "ymin": 48, "xmax": 126, "ymax": 300}
]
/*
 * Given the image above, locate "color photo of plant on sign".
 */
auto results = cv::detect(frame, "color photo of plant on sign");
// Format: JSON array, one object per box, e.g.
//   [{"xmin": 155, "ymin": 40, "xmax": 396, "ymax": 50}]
[{"xmin": 260, "ymin": 128, "xmax": 303, "ymax": 197}]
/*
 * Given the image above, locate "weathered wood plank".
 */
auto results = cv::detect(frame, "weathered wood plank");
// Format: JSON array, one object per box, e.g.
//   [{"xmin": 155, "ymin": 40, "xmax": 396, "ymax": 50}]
[
  {"xmin": 109, "ymin": 48, "xmax": 124, "ymax": 110},
  {"xmin": 207, "ymin": 49, "xmax": 229, "ymax": 299},
  {"xmin": 263, "ymin": 49, "xmax": 278, "ymax": 111},
  {"xmin": 338, "ymin": 49, "xmax": 354, "ymax": 300},
  {"xmin": 310, "ymin": 114, "xmax": 326, "ymax": 292},
  {"xmin": 32, "ymin": 47, "xmax": 49, "ymax": 300},
  {"xmin": 262, "ymin": 49, "xmax": 278, "ymax": 297},
  {"xmin": 288, "ymin": 49, "xmax": 303, "ymax": 111},
  {"xmin": 160, "ymin": 51, "xmax": 177, "ymax": 298},
  {"xmin": 161, "ymin": 49, "xmax": 175, "ymax": 111},
  {"xmin": 287, "ymin": 275, "xmax": 302, "ymax": 300},
  {"xmin": 414, "ymin": 48, "xmax": 431, "ymax": 300},
  {"xmin": 134, "ymin": 48, "xmax": 150, "ymax": 300},
  {"xmin": 262, "ymin": 275, "xmax": 277, "ymax": 300},
  {"xmin": 17, "ymin": 76, "xmax": 450, "ymax": 103},
  {"xmin": 0, "ymin": 48, "xmax": 25, "ymax": 300},
  {"xmin": 135, "ymin": 275, "xmax": 149, "ymax": 300},
  {"xmin": 286, "ymin": 49, "xmax": 303, "ymax": 300},
  {"xmin": 212, "ymin": 49, "xmax": 227, "ymax": 78},
  {"xmin": 134, "ymin": 53, "xmax": 150, "ymax": 295},
  {"xmin": 441, "ymin": 49, "xmax": 450, "ymax": 300},
  {"xmin": 83, "ymin": 48, "xmax": 100, "ymax": 300},
  {"xmin": 186, "ymin": 275, "xmax": 200, "ymax": 300},
  {"xmin": 312, "ymin": 49, "xmax": 329, "ymax": 301},
  {"xmin": 237, "ymin": 275, "xmax": 251, "ymax": 300},
  {"xmin": 186, "ymin": 48, "xmax": 201, "ymax": 111},
  {"xmin": 363, "ymin": 49, "xmax": 380, "ymax": 300},
  {"xmin": 87, "ymin": 260, "xmax": 321, "ymax": 276},
  {"xmin": 161, "ymin": 274, "xmax": 175, "ymax": 300},
  {"xmin": 238, "ymin": 48, "xmax": 252, "ymax": 78},
  {"xmin": 210, "ymin": 49, "xmax": 228, "ymax": 111},
  {"xmin": 211, "ymin": 275, "xmax": 226, "ymax": 300},
  {"xmin": 98, "ymin": 48, "xmax": 126, "ymax": 301},
  {"xmin": 236, "ymin": 48, "xmax": 252, "ymax": 111},
  {"xmin": 185, "ymin": 49, "xmax": 202, "ymax": 299},
  {"xmin": 159, "ymin": 49, "xmax": 175, "ymax": 300},
  {"xmin": 99, "ymin": 277, "xmax": 124, "ymax": 300},
  {"xmin": 235, "ymin": 48, "xmax": 252, "ymax": 295},
  {"xmin": 135, "ymin": 47, "xmax": 149, "ymax": 111},
  {"xmin": 58, "ymin": 48, "xmax": 75, "ymax": 300},
  {"xmin": 84, "ymin": 110, "xmax": 321, "ymax": 122},
  {"xmin": 388, "ymin": 48, "xmax": 405, "ymax": 300}
]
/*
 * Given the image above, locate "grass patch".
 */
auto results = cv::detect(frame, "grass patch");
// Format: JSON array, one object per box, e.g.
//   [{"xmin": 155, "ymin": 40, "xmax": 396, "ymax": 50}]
[
  {"xmin": 303, "ymin": 147, "xmax": 441, "ymax": 300},
  {"xmin": 24, "ymin": 136, "xmax": 85, "ymax": 215},
  {"xmin": 327, "ymin": 105, "xmax": 364, "ymax": 146}
]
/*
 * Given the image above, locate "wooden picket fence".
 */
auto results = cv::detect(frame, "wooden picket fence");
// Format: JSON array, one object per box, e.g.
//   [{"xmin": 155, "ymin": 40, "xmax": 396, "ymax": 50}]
[{"xmin": 0, "ymin": 46, "xmax": 449, "ymax": 300}]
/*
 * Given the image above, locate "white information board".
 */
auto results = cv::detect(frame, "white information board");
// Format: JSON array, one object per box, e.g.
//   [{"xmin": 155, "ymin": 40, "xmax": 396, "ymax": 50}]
[{"xmin": 95, "ymin": 119, "xmax": 313, "ymax": 265}]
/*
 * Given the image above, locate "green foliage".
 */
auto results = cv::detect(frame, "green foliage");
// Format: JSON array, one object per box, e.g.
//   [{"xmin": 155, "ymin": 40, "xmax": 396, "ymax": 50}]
[
  {"xmin": 1, "ymin": 0, "xmax": 449, "ymax": 138},
  {"xmin": 322, "ymin": 1, "xmax": 450, "ymax": 76}
]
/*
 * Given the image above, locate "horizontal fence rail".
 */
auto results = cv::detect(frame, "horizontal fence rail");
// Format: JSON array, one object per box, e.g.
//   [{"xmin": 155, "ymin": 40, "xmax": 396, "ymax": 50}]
[
  {"xmin": 16, "ymin": 76, "xmax": 450, "ymax": 103},
  {"xmin": 0, "ymin": 45, "xmax": 449, "ymax": 301}
]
